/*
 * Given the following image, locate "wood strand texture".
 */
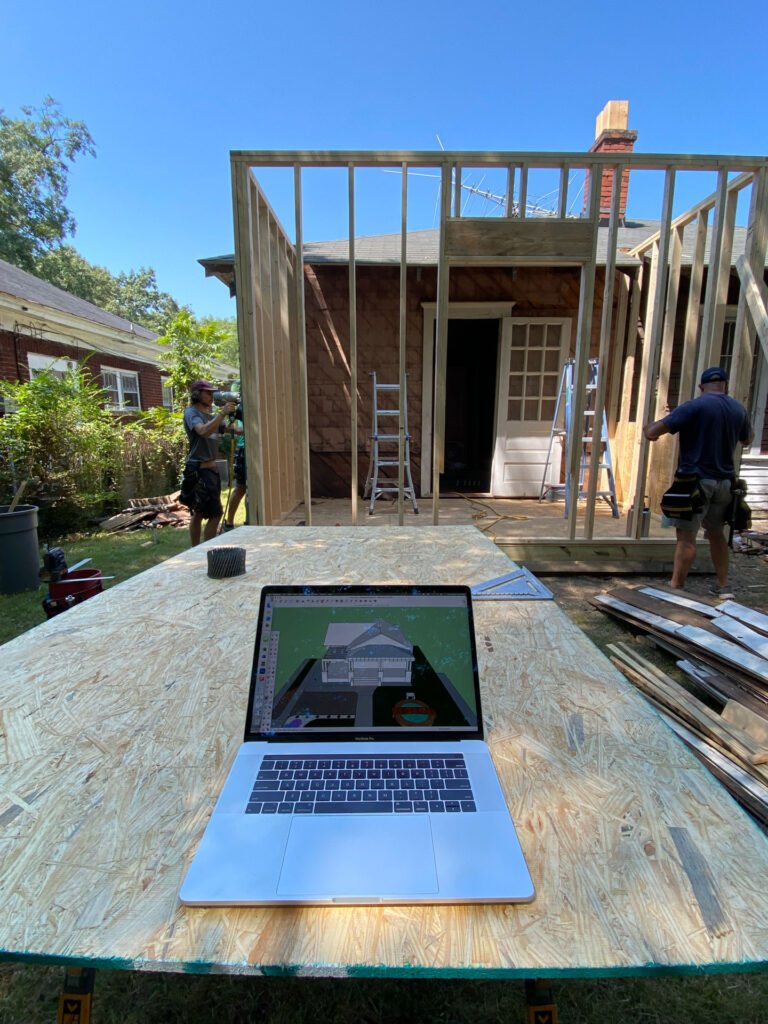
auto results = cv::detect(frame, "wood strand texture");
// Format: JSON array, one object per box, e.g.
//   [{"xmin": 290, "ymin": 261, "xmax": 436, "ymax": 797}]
[{"xmin": 1, "ymin": 529, "xmax": 768, "ymax": 976}]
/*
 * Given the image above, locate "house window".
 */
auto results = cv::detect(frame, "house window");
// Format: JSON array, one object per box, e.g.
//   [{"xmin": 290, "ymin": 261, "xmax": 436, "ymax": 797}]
[
  {"xmin": 101, "ymin": 368, "xmax": 141, "ymax": 411},
  {"xmin": 28, "ymin": 353, "xmax": 76, "ymax": 380},
  {"xmin": 160, "ymin": 376, "xmax": 174, "ymax": 410}
]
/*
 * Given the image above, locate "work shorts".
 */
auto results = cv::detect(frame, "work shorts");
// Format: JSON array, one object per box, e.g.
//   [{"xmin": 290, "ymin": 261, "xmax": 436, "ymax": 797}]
[
  {"xmin": 664, "ymin": 477, "xmax": 732, "ymax": 534},
  {"xmin": 179, "ymin": 465, "xmax": 223, "ymax": 519},
  {"xmin": 233, "ymin": 448, "xmax": 247, "ymax": 487}
]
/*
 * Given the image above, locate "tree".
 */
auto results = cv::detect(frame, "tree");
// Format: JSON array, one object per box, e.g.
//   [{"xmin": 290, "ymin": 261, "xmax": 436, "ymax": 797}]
[
  {"xmin": 34, "ymin": 248, "xmax": 180, "ymax": 334},
  {"xmin": 107, "ymin": 267, "xmax": 180, "ymax": 334},
  {"xmin": 34, "ymin": 245, "xmax": 117, "ymax": 308},
  {"xmin": 156, "ymin": 310, "xmax": 227, "ymax": 409},
  {"xmin": 201, "ymin": 316, "xmax": 239, "ymax": 372},
  {"xmin": 0, "ymin": 97, "xmax": 95, "ymax": 270}
]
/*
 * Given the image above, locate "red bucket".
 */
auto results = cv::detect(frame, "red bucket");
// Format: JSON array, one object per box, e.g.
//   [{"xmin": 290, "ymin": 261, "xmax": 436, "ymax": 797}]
[{"xmin": 43, "ymin": 569, "xmax": 104, "ymax": 617}]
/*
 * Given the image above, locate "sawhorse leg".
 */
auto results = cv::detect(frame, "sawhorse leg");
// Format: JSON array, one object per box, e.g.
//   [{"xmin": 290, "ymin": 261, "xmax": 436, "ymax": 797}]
[
  {"xmin": 58, "ymin": 966, "xmax": 95, "ymax": 1024},
  {"xmin": 525, "ymin": 978, "xmax": 558, "ymax": 1024}
]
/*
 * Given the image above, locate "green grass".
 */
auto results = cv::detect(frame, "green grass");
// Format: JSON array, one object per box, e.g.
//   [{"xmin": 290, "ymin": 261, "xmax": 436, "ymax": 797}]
[
  {"xmin": 0, "ymin": 528, "xmax": 191, "ymax": 646},
  {"xmin": 0, "ymin": 498, "xmax": 248, "ymax": 646}
]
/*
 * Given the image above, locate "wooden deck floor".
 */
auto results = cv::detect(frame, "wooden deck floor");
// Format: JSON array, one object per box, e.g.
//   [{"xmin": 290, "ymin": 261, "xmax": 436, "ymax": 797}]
[{"xmin": 276, "ymin": 495, "xmax": 653, "ymax": 542}]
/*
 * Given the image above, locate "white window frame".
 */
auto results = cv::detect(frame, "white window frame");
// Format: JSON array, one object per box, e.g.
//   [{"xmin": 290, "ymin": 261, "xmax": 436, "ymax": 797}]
[
  {"xmin": 28, "ymin": 353, "xmax": 77, "ymax": 379},
  {"xmin": 160, "ymin": 376, "xmax": 174, "ymax": 411},
  {"xmin": 101, "ymin": 366, "xmax": 142, "ymax": 412}
]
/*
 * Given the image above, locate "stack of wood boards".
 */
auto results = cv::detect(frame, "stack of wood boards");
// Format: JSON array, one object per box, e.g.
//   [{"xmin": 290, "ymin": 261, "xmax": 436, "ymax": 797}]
[
  {"xmin": 98, "ymin": 492, "xmax": 190, "ymax": 532},
  {"xmin": 591, "ymin": 584, "xmax": 768, "ymax": 824}
]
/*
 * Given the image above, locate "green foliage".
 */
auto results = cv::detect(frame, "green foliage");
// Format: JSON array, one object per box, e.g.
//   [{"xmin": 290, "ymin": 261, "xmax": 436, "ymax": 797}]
[
  {"xmin": 107, "ymin": 266, "xmax": 181, "ymax": 334},
  {"xmin": 0, "ymin": 97, "xmax": 95, "ymax": 270},
  {"xmin": 33, "ymin": 247, "xmax": 181, "ymax": 334},
  {"xmin": 157, "ymin": 309, "xmax": 227, "ymax": 408},
  {"xmin": 0, "ymin": 362, "xmax": 122, "ymax": 531},
  {"xmin": 122, "ymin": 406, "xmax": 187, "ymax": 494},
  {"xmin": 0, "ymin": 98, "xmax": 179, "ymax": 334},
  {"xmin": 201, "ymin": 315, "xmax": 239, "ymax": 371},
  {"xmin": 33, "ymin": 244, "xmax": 117, "ymax": 307},
  {"xmin": 0, "ymin": 365, "xmax": 193, "ymax": 533}
]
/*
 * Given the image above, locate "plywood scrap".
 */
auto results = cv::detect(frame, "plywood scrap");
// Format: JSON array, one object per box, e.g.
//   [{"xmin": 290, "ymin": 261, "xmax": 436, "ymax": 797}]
[
  {"xmin": 674, "ymin": 653, "xmax": 768, "ymax": 718},
  {"xmin": 608, "ymin": 641, "xmax": 768, "ymax": 823},
  {"xmin": 717, "ymin": 600, "xmax": 768, "ymax": 637},
  {"xmin": 608, "ymin": 644, "xmax": 768, "ymax": 784},
  {"xmin": 591, "ymin": 587, "xmax": 768, "ymax": 694},
  {"xmin": 127, "ymin": 492, "xmax": 181, "ymax": 510},
  {"xmin": 722, "ymin": 701, "xmax": 768, "ymax": 763},
  {"xmin": 98, "ymin": 491, "xmax": 190, "ymax": 532},
  {"xmin": 637, "ymin": 586, "xmax": 721, "ymax": 618},
  {"xmin": 660, "ymin": 714, "xmax": 768, "ymax": 828}
]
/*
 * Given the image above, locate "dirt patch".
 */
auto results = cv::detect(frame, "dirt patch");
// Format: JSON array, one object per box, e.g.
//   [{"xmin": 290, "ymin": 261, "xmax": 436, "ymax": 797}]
[{"xmin": 542, "ymin": 540, "xmax": 768, "ymax": 666}]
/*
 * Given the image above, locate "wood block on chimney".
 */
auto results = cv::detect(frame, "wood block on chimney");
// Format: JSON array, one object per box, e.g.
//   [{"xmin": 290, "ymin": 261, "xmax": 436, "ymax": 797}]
[{"xmin": 596, "ymin": 100, "xmax": 630, "ymax": 137}]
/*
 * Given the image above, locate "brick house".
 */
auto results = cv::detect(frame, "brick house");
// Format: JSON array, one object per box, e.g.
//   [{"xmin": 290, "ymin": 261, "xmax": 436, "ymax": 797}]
[
  {"xmin": 1, "ymin": 257, "xmax": 171, "ymax": 413},
  {"xmin": 200, "ymin": 102, "xmax": 768, "ymax": 538}
]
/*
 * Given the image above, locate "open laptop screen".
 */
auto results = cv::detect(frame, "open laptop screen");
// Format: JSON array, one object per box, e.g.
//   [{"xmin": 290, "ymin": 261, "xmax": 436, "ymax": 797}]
[{"xmin": 245, "ymin": 586, "xmax": 482, "ymax": 741}]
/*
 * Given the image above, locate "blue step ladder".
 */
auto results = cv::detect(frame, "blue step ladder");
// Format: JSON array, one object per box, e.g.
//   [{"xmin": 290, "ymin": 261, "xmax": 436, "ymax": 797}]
[{"xmin": 539, "ymin": 358, "xmax": 619, "ymax": 518}]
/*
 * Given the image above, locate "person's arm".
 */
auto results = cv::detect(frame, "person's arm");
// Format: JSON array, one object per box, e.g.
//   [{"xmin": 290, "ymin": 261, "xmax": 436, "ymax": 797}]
[
  {"xmin": 643, "ymin": 418, "xmax": 670, "ymax": 441},
  {"xmin": 192, "ymin": 402, "xmax": 237, "ymax": 438},
  {"xmin": 740, "ymin": 411, "xmax": 755, "ymax": 447}
]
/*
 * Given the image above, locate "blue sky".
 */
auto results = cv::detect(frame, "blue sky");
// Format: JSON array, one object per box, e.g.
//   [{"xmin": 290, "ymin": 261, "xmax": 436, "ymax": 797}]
[{"xmin": 2, "ymin": 0, "xmax": 765, "ymax": 320}]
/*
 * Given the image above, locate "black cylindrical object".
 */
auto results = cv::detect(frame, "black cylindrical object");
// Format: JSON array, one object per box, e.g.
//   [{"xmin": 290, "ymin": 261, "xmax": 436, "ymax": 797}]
[
  {"xmin": 0, "ymin": 504, "xmax": 41, "ymax": 595},
  {"xmin": 207, "ymin": 546, "xmax": 246, "ymax": 579}
]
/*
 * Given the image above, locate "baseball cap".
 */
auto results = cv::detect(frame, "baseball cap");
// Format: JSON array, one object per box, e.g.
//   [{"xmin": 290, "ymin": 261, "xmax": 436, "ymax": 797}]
[
  {"xmin": 190, "ymin": 379, "xmax": 215, "ymax": 392},
  {"xmin": 700, "ymin": 366, "xmax": 728, "ymax": 384}
]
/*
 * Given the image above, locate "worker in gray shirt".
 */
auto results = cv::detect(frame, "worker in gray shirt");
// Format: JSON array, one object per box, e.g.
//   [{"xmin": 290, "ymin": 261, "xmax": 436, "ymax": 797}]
[{"xmin": 179, "ymin": 380, "xmax": 237, "ymax": 545}]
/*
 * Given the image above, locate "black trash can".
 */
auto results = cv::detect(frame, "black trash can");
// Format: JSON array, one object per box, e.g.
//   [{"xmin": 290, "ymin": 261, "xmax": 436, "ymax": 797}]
[{"xmin": 0, "ymin": 504, "xmax": 41, "ymax": 595}]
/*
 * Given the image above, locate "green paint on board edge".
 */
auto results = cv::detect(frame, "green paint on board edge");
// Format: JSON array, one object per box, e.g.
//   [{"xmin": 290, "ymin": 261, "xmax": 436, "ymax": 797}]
[{"xmin": 0, "ymin": 950, "xmax": 766, "ymax": 980}]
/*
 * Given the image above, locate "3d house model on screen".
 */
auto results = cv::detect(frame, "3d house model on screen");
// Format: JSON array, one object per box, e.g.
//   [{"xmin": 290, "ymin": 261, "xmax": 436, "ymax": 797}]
[{"xmin": 265, "ymin": 616, "xmax": 478, "ymax": 732}]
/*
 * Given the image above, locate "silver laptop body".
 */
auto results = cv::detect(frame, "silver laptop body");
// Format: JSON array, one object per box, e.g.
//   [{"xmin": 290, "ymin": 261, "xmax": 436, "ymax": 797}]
[{"xmin": 180, "ymin": 585, "xmax": 534, "ymax": 905}]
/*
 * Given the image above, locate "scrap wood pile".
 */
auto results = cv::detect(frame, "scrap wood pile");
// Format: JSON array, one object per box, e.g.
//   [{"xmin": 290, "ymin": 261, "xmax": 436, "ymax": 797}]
[
  {"xmin": 98, "ymin": 492, "xmax": 190, "ymax": 532},
  {"xmin": 591, "ymin": 585, "xmax": 768, "ymax": 826}
]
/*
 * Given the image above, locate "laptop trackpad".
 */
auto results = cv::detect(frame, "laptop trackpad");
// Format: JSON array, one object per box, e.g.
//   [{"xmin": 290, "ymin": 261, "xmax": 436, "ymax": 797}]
[{"xmin": 277, "ymin": 815, "xmax": 438, "ymax": 898}]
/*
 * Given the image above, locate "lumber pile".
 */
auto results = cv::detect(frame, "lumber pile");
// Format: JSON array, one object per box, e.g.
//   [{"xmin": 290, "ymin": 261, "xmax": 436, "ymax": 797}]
[
  {"xmin": 98, "ymin": 492, "xmax": 191, "ymax": 532},
  {"xmin": 591, "ymin": 585, "xmax": 768, "ymax": 825}
]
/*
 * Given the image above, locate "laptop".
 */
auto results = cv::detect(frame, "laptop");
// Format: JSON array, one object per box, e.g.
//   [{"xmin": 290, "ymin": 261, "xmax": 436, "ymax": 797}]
[{"xmin": 180, "ymin": 584, "xmax": 535, "ymax": 905}]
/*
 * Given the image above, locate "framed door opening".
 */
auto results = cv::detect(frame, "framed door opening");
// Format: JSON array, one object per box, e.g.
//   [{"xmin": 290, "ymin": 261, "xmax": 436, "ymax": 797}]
[{"xmin": 440, "ymin": 319, "xmax": 499, "ymax": 493}]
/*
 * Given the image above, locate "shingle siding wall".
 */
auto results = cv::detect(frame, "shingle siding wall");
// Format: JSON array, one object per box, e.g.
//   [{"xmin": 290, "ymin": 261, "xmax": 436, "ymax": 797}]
[{"xmin": 302, "ymin": 264, "xmax": 606, "ymax": 495}]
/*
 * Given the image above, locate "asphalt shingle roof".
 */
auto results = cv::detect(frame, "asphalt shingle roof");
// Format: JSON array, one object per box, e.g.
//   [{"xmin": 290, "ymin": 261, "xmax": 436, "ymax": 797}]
[
  {"xmin": 200, "ymin": 218, "xmax": 762, "ymax": 292},
  {"xmin": 0, "ymin": 258, "xmax": 158, "ymax": 340}
]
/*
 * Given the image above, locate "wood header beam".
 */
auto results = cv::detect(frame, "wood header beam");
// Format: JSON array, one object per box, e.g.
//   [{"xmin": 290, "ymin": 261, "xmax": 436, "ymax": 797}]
[
  {"xmin": 232, "ymin": 150, "xmax": 768, "ymax": 172},
  {"xmin": 444, "ymin": 217, "xmax": 596, "ymax": 265}
]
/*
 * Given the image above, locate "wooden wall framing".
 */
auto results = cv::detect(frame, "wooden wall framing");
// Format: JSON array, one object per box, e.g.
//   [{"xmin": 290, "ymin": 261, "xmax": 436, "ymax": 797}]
[
  {"xmin": 231, "ymin": 166, "xmax": 304, "ymax": 525},
  {"xmin": 230, "ymin": 150, "xmax": 768, "ymax": 541}
]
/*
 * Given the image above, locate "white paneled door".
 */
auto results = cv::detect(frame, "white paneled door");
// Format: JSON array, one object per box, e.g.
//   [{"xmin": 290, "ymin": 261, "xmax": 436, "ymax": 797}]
[{"xmin": 491, "ymin": 317, "xmax": 571, "ymax": 497}]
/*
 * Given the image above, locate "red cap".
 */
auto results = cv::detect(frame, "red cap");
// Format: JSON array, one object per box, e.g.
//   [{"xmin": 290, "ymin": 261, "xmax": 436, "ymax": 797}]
[{"xmin": 191, "ymin": 379, "xmax": 215, "ymax": 392}]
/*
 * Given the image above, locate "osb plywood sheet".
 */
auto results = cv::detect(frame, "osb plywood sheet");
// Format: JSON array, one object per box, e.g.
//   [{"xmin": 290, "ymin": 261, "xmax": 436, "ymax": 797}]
[{"xmin": 1, "ymin": 527, "xmax": 768, "ymax": 977}]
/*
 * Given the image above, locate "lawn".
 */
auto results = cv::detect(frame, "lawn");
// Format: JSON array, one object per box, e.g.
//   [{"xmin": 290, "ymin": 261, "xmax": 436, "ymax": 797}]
[
  {"xmin": 1, "ymin": 520, "xmax": 767, "ymax": 1022},
  {"xmin": 0, "ymin": 526, "xmax": 192, "ymax": 645}
]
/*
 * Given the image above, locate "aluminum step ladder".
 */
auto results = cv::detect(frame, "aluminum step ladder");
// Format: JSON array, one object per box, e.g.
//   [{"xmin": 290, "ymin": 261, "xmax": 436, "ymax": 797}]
[
  {"xmin": 539, "ymin": 358, "xmax": 619, "ymax": 518},
  {"xmin": 363, "ymin": 371, "xmax": 419, "ymax": 515}
]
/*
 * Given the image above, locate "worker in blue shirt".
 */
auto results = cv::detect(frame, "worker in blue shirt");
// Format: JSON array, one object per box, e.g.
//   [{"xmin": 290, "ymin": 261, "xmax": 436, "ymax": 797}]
[{"xmin": 644, "ymin": 366, "xmax": 753, "ymax": 597}]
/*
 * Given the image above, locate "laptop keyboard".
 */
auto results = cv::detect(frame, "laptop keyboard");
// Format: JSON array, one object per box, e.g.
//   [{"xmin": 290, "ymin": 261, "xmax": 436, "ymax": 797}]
[{"xmin": 245, "ymin": 754, "xmax": 477, "ymax": 815}]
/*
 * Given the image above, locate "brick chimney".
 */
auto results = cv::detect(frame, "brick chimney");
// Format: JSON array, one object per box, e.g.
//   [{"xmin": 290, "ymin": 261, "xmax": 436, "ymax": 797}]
[{"xmin": 584, "ymin": 100, "xmax": 637, "ymax": 223}]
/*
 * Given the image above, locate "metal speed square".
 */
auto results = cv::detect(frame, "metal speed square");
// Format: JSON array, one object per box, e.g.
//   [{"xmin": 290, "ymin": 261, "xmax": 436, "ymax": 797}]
[{"xmin": 470, "ymin": 568, "xmax": 553, "ymax": 600}]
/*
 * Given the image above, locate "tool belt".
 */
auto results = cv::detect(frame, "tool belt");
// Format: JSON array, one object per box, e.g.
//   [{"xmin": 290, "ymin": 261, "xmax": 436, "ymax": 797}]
[
  {"xmin": 728, "ymin": 478, "xmax": 752, "ymax": 532},
  {"xmin": 659, "ymin": 473, "xmax": 705, "ymax": 520}
]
